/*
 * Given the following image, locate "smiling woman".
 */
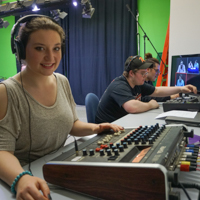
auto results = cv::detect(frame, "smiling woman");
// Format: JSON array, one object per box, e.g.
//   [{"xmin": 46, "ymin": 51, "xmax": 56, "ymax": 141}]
[
  {"xmin": 0, "ymin": 15, "xmax": 123, "ymax": 200},
  {"xmin": 25, "ymin": 29, "xmax": 62, "ymax": 77}
]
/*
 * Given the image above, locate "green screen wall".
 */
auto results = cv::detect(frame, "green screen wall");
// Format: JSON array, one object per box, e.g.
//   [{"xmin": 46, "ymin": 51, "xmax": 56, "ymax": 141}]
[
  {"xmin": 137, "ymin": 0, "xmax": 170, "ymax": 60},
  {"xmin": 0, "ymin": 0, "xmax": 16, "ymax": 79}
]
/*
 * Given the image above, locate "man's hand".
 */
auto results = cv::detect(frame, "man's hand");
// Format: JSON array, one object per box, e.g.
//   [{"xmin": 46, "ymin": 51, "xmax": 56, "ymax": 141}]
[
  {"xmin": 149, "ymin": 99, "xmax": 159, "ymax": 109},
  {"xmin": 170, "ymin": 93, "xmax": 179, "ymax": 99},
  {"xmin": 181, "ymin": 85, "xmax": 197, "ymax": 94}
]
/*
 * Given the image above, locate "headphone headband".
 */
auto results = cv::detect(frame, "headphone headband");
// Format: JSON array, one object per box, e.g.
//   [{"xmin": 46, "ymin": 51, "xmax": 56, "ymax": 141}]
[
  {"xmin": 125, "ymin": 55, "xmax": 138, "ymax": 72},
  {"xmin": 11, "ymin": 14, "xmax": 59, "ymax": 55},
  {"xmin": 11, "ymin": 14, "xmax": 64, "ymax": 61}
]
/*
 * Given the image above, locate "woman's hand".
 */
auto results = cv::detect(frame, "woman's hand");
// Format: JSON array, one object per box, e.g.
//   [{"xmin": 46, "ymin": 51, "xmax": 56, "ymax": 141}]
[
  {"xmin": 16, "ymin": 175, "xmax": 50, "ymax": 200},
  {"xmin": 94, "ymin": 123, "xmax": 124, "ymax": 134}
]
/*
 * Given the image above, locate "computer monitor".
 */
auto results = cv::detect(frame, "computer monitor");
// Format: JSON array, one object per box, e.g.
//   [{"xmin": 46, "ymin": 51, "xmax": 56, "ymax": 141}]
[{"xmin": 170, "ymin": 54, "xmax": 200, "ymax": 90}]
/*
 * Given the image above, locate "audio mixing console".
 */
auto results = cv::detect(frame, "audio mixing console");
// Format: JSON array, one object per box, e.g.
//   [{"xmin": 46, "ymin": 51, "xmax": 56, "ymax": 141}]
[{"xmin": 43, "ymin": 123, "xmax": 195, "ymax": 200}]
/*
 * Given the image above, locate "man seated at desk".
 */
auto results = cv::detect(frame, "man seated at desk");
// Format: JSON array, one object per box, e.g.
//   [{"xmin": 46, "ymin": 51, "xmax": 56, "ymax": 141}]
[
  {"xmin": 95, "ymin": 55, "xmax": 197, "ymax": 123},
  {"xmin": 143, "ymin": 53, "xmax": 179, "ymax": 102}
]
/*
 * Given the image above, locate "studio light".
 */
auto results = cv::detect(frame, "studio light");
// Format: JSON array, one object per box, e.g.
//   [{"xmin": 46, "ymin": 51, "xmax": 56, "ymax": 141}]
[
  {"xmin": 81, "ymin": 0, "xmax": 95, "ymax": 19},
  {"xmin": 50, "ymin": 9, "xmax": 68, "ymax": 21},
  {"xmin": 73, "ymin": 0, "xmax": 78, "ymax": 7},
  {"xmin": 0, "ymin": 18, "xmax": 9, "ymax": 28},
  {"xmin": 32, "ymin": 5, "xmax": 40, "ymax": 12}
]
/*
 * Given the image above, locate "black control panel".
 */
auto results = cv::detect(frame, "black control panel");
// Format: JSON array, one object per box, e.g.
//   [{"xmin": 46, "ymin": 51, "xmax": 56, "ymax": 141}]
[{"xmin": 163, "ymin": 95, "xmax": 200, "ymax": 112}]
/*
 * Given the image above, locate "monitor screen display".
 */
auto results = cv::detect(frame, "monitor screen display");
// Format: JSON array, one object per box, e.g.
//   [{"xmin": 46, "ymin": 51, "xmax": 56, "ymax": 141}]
[{"xmin": 170, "ymin": 54, "xmax": 200, "ymax": 90}]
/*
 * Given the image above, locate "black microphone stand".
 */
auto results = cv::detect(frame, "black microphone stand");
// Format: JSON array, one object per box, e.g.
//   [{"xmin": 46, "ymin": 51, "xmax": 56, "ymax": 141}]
[
  {"xmin": 143, "ymin": 33, "xmax": 147, "ymax": 57},
  {"xmin": 126, "ymin": 4, "xmax": 167, "ymax": 70}
]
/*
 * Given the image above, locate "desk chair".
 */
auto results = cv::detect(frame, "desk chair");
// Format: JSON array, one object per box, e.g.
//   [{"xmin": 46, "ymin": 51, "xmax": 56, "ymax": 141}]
[{"xmin": 85, "ymin": 93, "xmax": 99, "ymax": 123}]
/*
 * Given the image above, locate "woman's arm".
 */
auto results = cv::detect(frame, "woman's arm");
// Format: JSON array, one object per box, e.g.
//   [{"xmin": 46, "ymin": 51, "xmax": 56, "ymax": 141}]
[
  {"xmin": 0, "ymin": 151, "xmax": 50, "ymax": 200},
  {"xmin": 0, "ymin": 85, "xmax": 50, "ymax": 200},
  {"xmin": 70, "ymin": 120, "xmax": 124, "ymax": 137}
]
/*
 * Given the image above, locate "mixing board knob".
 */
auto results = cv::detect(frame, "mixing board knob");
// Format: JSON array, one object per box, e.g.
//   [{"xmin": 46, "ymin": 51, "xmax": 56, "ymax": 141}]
[
  {"xmin": 82, "ymin": 149, "xmax": 87, "ymax": 156},
  {"xmin": 119, "ymin": 145, "xmax": 124, "ymax": 152},
  {"xmin": 137, "ymin": 136, "xmax": 142, "ymax": 142},
  {"xmin": 149, "ymin": 138, "xmax": 153, "ymax": 144},
  {"xmin": 89, "ymin": 149, "xmax": 95, "ymax": 156},
  {"xmin": 123, "ymin": 142, "xmax": 128, "ymax": 148},
  {"xmin": 97, "ymin": 141, "xmax": 103, "ymax": 145},
  {"xmin": 106, "ymin": 149, "xmax": 112, "ymax": 156},
  {"xmin": 134, "ymin": 138, "xmax": 139, "ymax": 144},
  {"xmin": 152, "ymin": 133, "xmax": 157, "ymax": 139},
  {"xmin": 116, "ymin": 143, "xmax": 120, "ymax": 148},
  {"xmin": 130, "ymin": 136, "xmax": 134, "ymax": 141},
  {"xmin": 161, "ymin": 125, "xmax": 166, "ymax": 130},
  {"xmin": 112, "ymin": 146, "xmax": 117, "ymax": 151},
  {"xmin": 109, "ymin": 143, "xmax": 113, "ymax": 148},
  {"xmin": 156, "ymin": 130, "xmax": 161, "ymax": 136},
  {"xmin": 100, "ymin": 149, "xmax": 105, "ymax": 156},
  {"xmin": 107, "ymin": 135, "xmax": 112, "ymax": 139},
  {"xmin": 121, "ymin": 139, "xmax": 125, "ymax": 145},
  {"xmin": 114, "ymin": 149, "xmax": 119, "ymax": 156},
  {"xmin": 103, "ymin": 139, "xmax": 108, "ymax": 143},
  {"xmin": 145, "ymin": 131, "xmax": 150, "ymax": 137},
  {"xmin": 144, "ymin": 134, "xmax": 149, "ymax": 140},
  {"xmin": 155, "ymin": 123, "xmax": 159, "ymax": 129},
  {"xmin": 127, "ymin": 139, "xmax": 132, "ymax": 145}
]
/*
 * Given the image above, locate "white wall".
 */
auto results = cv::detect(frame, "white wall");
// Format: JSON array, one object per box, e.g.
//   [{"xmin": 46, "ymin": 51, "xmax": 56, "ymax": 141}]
[{"xmin": 168, "ymin": 0, "xmax": 200, "ymax": 85}]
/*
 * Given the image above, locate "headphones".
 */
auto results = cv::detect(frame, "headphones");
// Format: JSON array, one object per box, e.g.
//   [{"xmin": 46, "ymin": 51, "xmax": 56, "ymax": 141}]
[
  {"xmin": 125, "ymin": 55, "xmax": 138, "ymax": 72},
  {"xmin": 11, "ymin": 14, "xmax": 65, "ymax": 61}
]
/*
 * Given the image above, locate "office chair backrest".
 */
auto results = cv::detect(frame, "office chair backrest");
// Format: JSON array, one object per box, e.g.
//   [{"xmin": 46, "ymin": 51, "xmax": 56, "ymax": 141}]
[{"xmin": 85, "ymin": 93, "xmax": 99, "ymax": 123}]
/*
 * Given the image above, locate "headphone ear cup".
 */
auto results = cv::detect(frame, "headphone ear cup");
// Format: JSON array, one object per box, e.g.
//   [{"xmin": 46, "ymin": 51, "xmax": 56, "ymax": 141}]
[{"xmin": 14, "ymin": 39, "xmax": 25, "ymax": 61}]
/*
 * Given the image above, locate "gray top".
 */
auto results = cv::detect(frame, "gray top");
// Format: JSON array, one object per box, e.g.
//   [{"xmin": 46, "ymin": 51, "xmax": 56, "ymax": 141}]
[{"xmin": 0, "ymin": 73, "xmax": 78, "ymax": 166}]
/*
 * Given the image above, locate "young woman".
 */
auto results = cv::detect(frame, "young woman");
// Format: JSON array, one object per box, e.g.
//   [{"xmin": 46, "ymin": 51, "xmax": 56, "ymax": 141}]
[{"xmin": 0, "ymin": 16, "xmax": 123, "ymax": 200}]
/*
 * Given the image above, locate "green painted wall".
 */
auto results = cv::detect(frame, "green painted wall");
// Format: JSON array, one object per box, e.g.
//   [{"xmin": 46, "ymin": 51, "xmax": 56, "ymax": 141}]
[{"xmin": 137, "ymin": 0, "xmax": 170, "ymax": 60}]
